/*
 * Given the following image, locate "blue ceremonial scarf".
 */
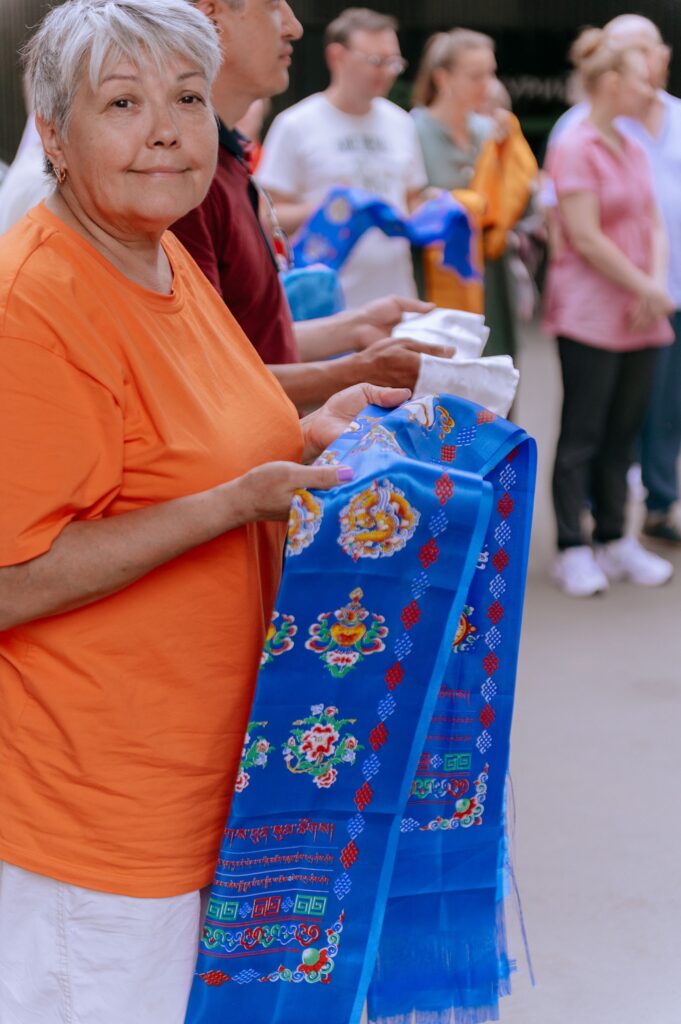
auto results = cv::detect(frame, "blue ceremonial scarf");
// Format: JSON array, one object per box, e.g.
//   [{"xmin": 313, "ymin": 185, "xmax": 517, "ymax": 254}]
[
  {"xmin": 291, "ymin": 188, "xmax": 478, "ymax": 282},
  {"xmin": 281, "ymin": 264, "xmax": 346, "ymax": 322},
  {"xmin": 185, "ymin": 394, "xmax": 536, "ymax": 1024}
]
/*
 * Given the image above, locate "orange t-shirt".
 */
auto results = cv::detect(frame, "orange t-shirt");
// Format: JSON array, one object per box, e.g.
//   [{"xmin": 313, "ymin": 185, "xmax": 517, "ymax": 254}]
[{"xmin": 0, "ymin": 204, "xmax": 303, "ymax": 897}]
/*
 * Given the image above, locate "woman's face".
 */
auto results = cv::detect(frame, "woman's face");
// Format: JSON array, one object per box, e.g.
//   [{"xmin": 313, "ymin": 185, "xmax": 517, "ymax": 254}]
[
  {"xmin": 612, "ymin": 50, "xmax": 655, "ymax": 118},
  {"xmin": 438, "ymin": 47, "xmax": 497, "ymax": 114},
  {"xmin": 50, "ymin": 51, "xmax": 218, "ymax": 238}
]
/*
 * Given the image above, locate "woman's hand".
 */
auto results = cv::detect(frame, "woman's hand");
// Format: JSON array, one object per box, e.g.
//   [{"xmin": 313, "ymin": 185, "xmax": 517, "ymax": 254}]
[
  {"xmin": 301, "ymin": 383, "xmax": 412, "ymax": 463},
  {"xmin": 234, "ymin": 461, "xmax": 354, "ymax": 522},
  {"xmin": 349, "ymin": 295, "xmax": 435, "ymax": 350},
  {"xmin": 630, "ymin": 280, "xmax": 675, "ymax": 331}
]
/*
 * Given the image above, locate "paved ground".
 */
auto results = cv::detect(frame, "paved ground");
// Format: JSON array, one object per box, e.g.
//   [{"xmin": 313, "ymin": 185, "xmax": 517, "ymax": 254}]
[{"xmin": 500, "ymin": 326, "xmax": 681, "ymax": 1024}]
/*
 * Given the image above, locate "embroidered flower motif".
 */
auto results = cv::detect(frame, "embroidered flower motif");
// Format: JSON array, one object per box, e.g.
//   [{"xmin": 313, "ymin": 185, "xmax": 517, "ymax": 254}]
[
  {"xmin": 261, "ymin": 612, "xmax": 297, "ymax": 666},
  {"xmin": 339, "ymin": 479, "xmax": 420, "ymax": 561},
  {"xmin": 314, "ymin": 767, "xmax": 338, "ymax": 789},
  {"xmin": 235, "ymin": 721, "xmax": 270, "ymax": 793},
  {"xmin": 306, "ymin": 588, "xmax": 388, "ymax": 679},
  {"xmin": 324, "ymin": 650, "xmax": 360, "ymax": 670},
  {"xmin": 283, "ymin": 706, "xmax": 363, "ymax": 788},
  {"xmin": 300, "ymin": 724, "xmax": 340, "ymax": 762},
  {"xmin": 286, "ymin": 491, "xmax": 324, "ymax": 558},
  {"xmin": 402, "ymin": 396, "xmax": 455, "ymax": 440}
]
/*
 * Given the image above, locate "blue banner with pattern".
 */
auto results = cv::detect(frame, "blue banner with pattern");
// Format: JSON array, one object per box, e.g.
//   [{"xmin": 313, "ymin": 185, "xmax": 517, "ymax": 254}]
[
  {"xmin": 291, "ymin": 187, "xmax": 478, "ymax": 282},
  {"xmin": 185, "ymin": 394, "xmax": 536, "ymax": 1024}
]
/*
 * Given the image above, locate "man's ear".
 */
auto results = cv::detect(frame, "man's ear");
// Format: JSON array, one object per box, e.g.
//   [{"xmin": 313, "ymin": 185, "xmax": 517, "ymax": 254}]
[
  {"xmin": 35, "ymin": 115, "xmax": 65, "ymax": 172},
  {"xmin": 325, "ymin": 42, "xmax": 345, "ymax": 74},
  {"xmin": 195, "ymin": 0, "xmax": 220, "ymax": 25}
]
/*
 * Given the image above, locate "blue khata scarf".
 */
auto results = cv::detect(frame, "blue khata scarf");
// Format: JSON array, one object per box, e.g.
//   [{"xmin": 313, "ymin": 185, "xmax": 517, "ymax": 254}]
[
  {"xmin": 291, "ymin": 187, "xmax": 479, "ymax": 283},
  {"xmin": 185, "ymin": 394, "xmax": 536, "ymax": 1024}
]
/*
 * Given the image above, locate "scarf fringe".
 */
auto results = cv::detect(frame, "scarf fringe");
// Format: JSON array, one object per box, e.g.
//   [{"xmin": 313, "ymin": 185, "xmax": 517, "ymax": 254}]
[{"xmin": 370, "ymin": 1005, "xmax": 502, "ymax": 1024}]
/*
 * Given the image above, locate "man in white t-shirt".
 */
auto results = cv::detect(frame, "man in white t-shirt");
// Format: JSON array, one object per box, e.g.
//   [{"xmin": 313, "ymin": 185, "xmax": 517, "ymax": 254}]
[{"xmin": 257, "ymin": 7, "xmax": 428, "ymax": 308}]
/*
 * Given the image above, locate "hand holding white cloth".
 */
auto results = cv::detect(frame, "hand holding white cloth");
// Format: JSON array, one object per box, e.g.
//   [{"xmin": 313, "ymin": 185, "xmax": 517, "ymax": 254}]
[{"xmin": 392, "ymin": 307, "xmax": 519, "ymax": 418}]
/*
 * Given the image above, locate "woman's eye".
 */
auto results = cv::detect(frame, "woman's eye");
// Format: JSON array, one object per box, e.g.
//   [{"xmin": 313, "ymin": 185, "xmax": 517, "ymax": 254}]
[
  {"xmin": 112, "ymin": 98, "xmax": 132, "ymax": 109},
  {"xmin": 180, "ymin": 94, "xmax": 204, "ymax": 105}
]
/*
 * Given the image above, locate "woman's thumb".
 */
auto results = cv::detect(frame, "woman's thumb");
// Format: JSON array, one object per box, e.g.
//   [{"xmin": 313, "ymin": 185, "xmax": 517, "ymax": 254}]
[{"xmin": 298, "ymin": 464, "xmax": 354, "ymax": 492}]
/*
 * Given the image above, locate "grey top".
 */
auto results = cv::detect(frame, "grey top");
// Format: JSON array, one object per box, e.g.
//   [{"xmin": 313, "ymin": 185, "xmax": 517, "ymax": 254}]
[{"xmin": 411, "ymin": 106, "xmax": 494, "ymax": 191}]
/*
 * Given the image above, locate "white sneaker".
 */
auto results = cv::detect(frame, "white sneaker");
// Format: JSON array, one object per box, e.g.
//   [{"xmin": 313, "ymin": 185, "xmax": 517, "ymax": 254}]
[
  {"xmin": 595, "ymin": 536, "xmax": 673, "ymax": 587},
  {"xmin": 552, "ymin": 546, "xmax": 609, "ymax": 597}
]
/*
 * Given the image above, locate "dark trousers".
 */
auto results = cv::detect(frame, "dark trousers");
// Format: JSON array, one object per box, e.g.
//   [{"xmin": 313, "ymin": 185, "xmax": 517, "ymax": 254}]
[
  {"xmin": 640, "ymin": 311, "xmax": 681, "ymax": 512},
  {"xmin": 553, "ymin": 336, "xmax": 657, "ymax": 550}
]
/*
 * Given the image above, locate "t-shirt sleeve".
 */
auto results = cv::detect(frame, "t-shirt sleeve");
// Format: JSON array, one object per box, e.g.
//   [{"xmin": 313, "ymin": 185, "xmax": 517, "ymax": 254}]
[
  {"xmin": 549, "ymin": 135, "xmax": 599, "ymax": 197},
  {"xmin": 256, "ymin": 113, "xmax": 302, "ymax": 197},
  {"xmin": 0, "ymin": 338, "xmax": 123, "ymax": 566}
]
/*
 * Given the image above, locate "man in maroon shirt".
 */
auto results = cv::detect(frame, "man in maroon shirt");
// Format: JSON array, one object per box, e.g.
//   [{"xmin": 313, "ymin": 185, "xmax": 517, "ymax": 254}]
[{"xmin": 174, "ymin": 0, "xmax": 448, "ymax": 409}]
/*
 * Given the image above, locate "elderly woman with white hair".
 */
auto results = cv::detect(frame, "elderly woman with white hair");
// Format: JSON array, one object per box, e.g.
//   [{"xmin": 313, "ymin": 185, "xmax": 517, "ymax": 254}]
[{"xmin": 0, "ymin": 1, "xmax": 408, "ymax": 1020}]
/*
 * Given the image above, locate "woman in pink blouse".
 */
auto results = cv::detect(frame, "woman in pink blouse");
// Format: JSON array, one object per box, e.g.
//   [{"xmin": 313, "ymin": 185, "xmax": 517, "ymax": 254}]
[{"xmin": 543, "ymin": 27, "xmax": 674, "ymax": 597}]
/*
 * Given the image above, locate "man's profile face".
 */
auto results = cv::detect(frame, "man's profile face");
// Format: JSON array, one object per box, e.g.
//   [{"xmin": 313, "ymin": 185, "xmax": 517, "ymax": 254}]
[{"xmin": 213, "ymin": 0, "xmax": 303, "ymax": 100}]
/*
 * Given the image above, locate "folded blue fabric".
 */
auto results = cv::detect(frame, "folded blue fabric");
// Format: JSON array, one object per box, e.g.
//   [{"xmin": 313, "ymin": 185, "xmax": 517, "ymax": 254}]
[
  {"xmin": 282, "ymin": 264, "xmax": 346, "ymax": 322},
  {"xmin": 291, "ymin": 187, "xmax": 479, "ymax": 282},
  {"xmin": 185, "ymin": 394, "xmax": 536, "ymax": 1024}
]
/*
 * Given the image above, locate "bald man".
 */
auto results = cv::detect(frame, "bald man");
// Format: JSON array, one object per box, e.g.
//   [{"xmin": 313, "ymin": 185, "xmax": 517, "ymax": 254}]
[{"xmin": 547, "ymin": 15, "xmax": 681, "ymax": 542}]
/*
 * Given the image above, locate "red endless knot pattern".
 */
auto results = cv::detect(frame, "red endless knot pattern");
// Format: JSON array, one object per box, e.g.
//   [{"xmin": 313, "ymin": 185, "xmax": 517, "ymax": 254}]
[
  {"xmin": 384, "ymin": 662, "xmax": 405, "ymax": 690},
  {"xmin": 487, "ymin": 601, "xmax": 504, "ymax": 625},
  {"xmin": 479, "ymin": 704, "xmax": 495, "ymax": 729},
  {"xmin": 340, "ymin": 840, "xmax": 359, "ymax": 869},
  {"xmin": 497, "ymin": 494, "xmax": 515, "ymax": 519},
  {"xmin": 370, "ymin": 722, "xmax": 389, "ymax": 750},
  {"xmin": 492, "ymin": 549, "xmax": 510, "ymax": 573},
  {"xmin": 440, "ymin": 445, "xmax": 457, "ymax": 463},
  {"xmin": 483, "ymin": 652, "xmax": 499, "ymax": 676},
  {"xmin": 401, "ymin": 601, "xmax": 422, "ymax": 630},
  {"xmin": 419, "ymin": 538, "xmax": 439, "ymax": 569},
  {"xmin": 435, "ymin": 472, "xmax": 455, "ymax": 506},
  {"xmin": 200, "ymin": 971, "xmax": 231, "ymax": 987},
  {"xmin": 354, "ymin": 781, "xmax": 373, "ymax": 812}
]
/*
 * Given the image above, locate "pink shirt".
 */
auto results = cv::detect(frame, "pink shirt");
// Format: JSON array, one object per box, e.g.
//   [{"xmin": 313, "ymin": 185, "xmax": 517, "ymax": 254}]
[{"xmin": 542, "ymin": 119, "xmax": 673, "ymax": 350}]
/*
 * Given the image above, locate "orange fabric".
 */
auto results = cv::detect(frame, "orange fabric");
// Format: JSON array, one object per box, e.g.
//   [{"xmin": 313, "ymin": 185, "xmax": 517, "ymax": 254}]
[
  {"xmin": 422, "ymin": 189, "xmax": 486, "ymax": 313},
  {"xmin": 471, "ymin": 113, "xmax": 538, "ymax": 260},
  {"xmin": 0, "ymin": 204, "xmax": 303, "ymax": 897}
]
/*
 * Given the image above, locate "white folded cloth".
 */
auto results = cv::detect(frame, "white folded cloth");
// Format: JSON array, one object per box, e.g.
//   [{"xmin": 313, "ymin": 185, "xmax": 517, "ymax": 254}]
[
  {"xmin": 393, "ymin": 307, "xmax": 519, "ymax": 418},
  {"xmin": 393, "ymin": 307, "xmax": 490, "ymax": 359},
  {"xmin": 413, "ymin": 354, "xmax": 519, "ymax": 418}
]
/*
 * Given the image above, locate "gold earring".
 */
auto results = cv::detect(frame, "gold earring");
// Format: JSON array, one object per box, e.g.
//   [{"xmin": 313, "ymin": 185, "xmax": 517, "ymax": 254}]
[{"xmin": 55, "ymin": 166, "xmax": 67, "ymax": 185}]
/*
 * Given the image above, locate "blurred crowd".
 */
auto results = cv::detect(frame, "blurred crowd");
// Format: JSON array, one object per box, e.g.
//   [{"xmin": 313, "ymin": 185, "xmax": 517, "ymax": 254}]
[{"xmin": 1, "ymin": 6, "xmax": 679, "ymax": 576}]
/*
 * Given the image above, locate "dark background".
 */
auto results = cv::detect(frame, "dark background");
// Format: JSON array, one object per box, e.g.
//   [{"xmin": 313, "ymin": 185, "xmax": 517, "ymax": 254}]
[{"xmin": 2, "ymin": 0, "xmax": 680, "ymax": 165}]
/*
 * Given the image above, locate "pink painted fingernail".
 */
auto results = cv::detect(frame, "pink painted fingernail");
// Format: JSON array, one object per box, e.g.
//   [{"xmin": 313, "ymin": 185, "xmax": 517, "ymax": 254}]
[{"xmin": 336, "ymin": 466, "xmax": 354, "ymax": 482}]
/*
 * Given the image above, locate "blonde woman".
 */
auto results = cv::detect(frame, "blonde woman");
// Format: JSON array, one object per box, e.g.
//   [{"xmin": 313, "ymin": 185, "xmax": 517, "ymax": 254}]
[
  {"xmin": 411, "ymin": 30, "xmax": 537, "ymax": 357},
  {"xmin": 544, "ymin": 28, "xmax": 674, "ymax": 595}
]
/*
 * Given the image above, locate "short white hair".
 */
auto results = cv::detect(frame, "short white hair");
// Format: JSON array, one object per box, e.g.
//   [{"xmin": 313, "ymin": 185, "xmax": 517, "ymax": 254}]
[{"xmin": 23, "ymin": 0, "xmax": 221, "ymax": 136}]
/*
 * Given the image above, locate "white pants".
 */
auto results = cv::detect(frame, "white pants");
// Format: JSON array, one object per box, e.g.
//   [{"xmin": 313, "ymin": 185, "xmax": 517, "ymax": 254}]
[{"xmin": 0, "ymin": 862, "xmax": 203, "ymax": 1024}]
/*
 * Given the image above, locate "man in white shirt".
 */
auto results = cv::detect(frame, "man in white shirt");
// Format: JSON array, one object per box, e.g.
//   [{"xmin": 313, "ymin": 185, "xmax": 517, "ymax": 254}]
[
  {"xmin": 257, "ymin": 7, "xmax": 428, "ymax": 308},
  {"xmin": 545, "ymin": 14, "xmax": 681, "ymax": 542}
]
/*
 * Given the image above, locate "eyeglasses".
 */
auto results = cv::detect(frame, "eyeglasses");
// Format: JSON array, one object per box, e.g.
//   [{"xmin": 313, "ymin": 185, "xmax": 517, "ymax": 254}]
[{"xmin": 344, "ymin": 49, "xmax": 409, "ymax": 75}]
